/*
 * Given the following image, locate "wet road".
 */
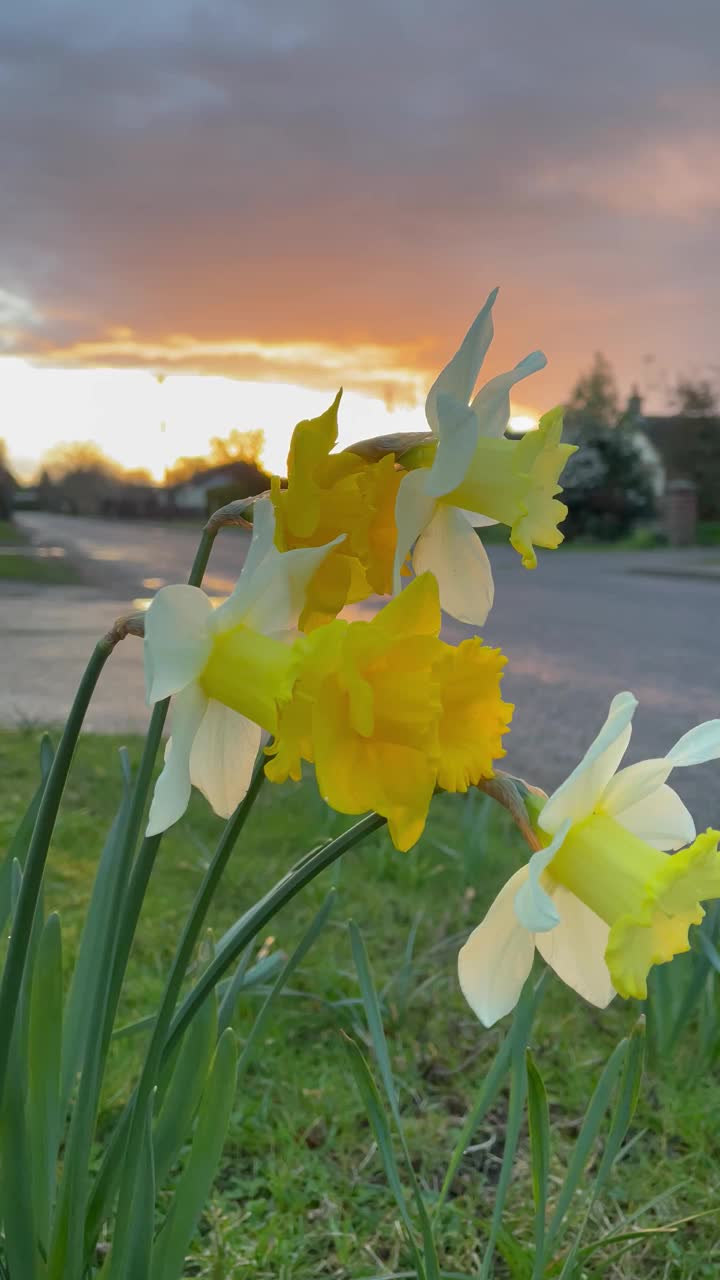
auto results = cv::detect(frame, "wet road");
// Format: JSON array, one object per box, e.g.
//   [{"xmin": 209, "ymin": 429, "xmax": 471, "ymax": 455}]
[{"xmin": 4, "ymin": 512, "xmax": 720, "ymax": 825}]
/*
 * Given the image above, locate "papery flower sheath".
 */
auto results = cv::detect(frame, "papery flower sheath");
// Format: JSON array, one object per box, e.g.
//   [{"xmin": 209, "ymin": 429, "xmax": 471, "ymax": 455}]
[
  {"xmin": 143, "ymin": 500, "xmax": 341, "ymax": 834},
  {"xmin": 393, "ymin": 290, "xmax": 575, "ymax": 625},
  {"xmin": 271, "ymin": 392, "xmax": 402, "ymax": 630},
  {"xmin": 265, "ymin": 572, "xmax": 513, "ymax": 851},
  {"xmin": 459, "ymin": 693, "xmax": 720, "ymax": 1025}
]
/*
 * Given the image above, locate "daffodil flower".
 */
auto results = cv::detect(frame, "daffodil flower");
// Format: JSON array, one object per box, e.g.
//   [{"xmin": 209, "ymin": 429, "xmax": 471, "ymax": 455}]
[
  {"xmin": 271, "ymin": 392, "xmax": 402, "ymax": 630},
  {"xmin": 393, "ymin": 290, "xmax": 575, "ymax": 625},
  {"xmin": 144, "ymin": 500, "xmax": 341, "ymax": 835},
  {"xmin": 265, "ymin": 572, "xmax": 513, "ymax": 851},
  {"xmin": 459, "ymin": 692, "xmax": 720, "ymax": 1025}
]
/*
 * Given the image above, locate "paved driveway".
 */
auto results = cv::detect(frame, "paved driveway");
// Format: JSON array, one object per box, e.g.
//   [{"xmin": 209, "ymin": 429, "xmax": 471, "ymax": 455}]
[{"xmin": 4, "ymin": 513, "xmax": 719, "ymax": 826}]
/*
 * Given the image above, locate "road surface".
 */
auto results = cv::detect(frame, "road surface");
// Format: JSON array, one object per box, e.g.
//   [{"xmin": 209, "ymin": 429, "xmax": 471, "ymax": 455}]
[{"xmin": 3, "ymin": 512, "xmax": 719, "ymax": 826}]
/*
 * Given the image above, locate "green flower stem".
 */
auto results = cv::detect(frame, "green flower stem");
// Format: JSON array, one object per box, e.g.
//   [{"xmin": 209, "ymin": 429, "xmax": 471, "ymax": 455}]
[
  {"xmin": 164, "ymin": 811, "xmax": 388, "ymax": 1058},
  {"xmin": 87, "ymin": 810, "xmax": 387, "ymax": 1259},
  {"xmin": 107, "ymin": 760, "xmax": 267, "ymax": 1269},
  {"xmin": 49, "ymin": 522, "xmax": 220, "ymax": 1277},
  {"xmin": 0, "ymin": 640, "xmax": 112, "ymax": 1106}
]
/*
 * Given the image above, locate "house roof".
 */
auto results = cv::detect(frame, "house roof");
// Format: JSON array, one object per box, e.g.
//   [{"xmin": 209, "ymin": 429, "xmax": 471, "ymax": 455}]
[{"xmin": 167, "ymin": 459, "xmax": 267, "ymax": 493}]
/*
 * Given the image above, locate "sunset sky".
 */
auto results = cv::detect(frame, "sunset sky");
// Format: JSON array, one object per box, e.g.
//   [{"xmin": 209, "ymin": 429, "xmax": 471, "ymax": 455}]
[{"xmin": 1, "ymin": 0, "xmax": 719, "ymax": 480}]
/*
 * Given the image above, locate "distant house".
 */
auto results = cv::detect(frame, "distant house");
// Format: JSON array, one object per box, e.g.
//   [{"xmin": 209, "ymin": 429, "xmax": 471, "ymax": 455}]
[
  {"xmin": 166, "ymin": 460, "xmax": 269, "ymax": 516},
  {"xmin": 640, "ymin": 414, "xmax": 720, "ymax": 520}
]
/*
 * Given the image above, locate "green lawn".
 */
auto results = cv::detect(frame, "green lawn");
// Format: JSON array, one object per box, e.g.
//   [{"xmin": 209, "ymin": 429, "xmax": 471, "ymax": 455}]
[
  {"xmin": 0, "ymin": 518, "xmax": 29, "ymax": 546},
  {"xmin": 2, "ymin": 730, "xmax": 719, "ymax": 1278},
  {"xmin": 0, "ymin": 551, "xmax": 81, "ymax": 583}
]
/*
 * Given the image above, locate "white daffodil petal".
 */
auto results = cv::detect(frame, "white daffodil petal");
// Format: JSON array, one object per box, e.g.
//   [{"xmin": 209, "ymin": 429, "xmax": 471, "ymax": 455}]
[
  {"xmin": 602, "ymin": 758, "xmax": 673, "ymax": 816},
  {"xmin": 144, "ymin": 585, "xmax": 214, "ymax": 705},
  {"xmin": 460, "ymin": 510, "xmax": 499, "ymax": 529},
  {"xmin": 458, "ymin": 867, "xmax": 535, "ymax": 1027},
  {"xmin": 425, "ymin": 289, "xmax": 498, "ymax": 436},
  {"xmin": 146, "ymin": 683, "xmax": 208, "ymax": 836},
  {"xmin": 470, "ymin": 350, "xmax": 548, "ymax": 439},
  {"xmin": 667, "ymin": 720, "xmax": 720, "ymax": 767},
  {"xmin": 189, "ymin": 699, "xmax": 263, "ymax": 819},
  {"xmin": 426, "ymin": 394, "xmax": 480, "ymax": 498},
  {"xmin": 413, "ymin": 505, "xmax": 494, "ymax": 625},
  {"xmin": 212, "ymin": 498, "xmax": 281, "ymax": 631},
  {"xmin": 539, "ymin": 692, "xmax": 638, "ymax": 836},
  {"xmin": 237, "ymin": 494, "xmax": 275, "ymax": 582},
  {"xmin": 393, "ymin": 469, "xmax": 437, "ymax": 593},
  {"xmin": 514, "ymin": 820, "xmax": 571, "ymax": 933},
  {"xmin": 613, "ymin": 783, "xmax": 696, "ymax": 851},
  {"xmin": 242, "ymin": 537, "xmax": 345, "ymax": 635},
  {"xmin": 535, "ymin": 887, "xmax": 615, "ymax": 1008}
]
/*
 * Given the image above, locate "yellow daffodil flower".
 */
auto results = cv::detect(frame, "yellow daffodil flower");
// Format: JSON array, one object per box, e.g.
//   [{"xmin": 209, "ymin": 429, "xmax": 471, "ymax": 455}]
[
  {"xmin": 265, "ymin": 573, "xmax": 513, "ymax": 851},
  {"xmin": 459, "ymin": 692, "xmax": 720, "ymax": 1024},
  {"xmin": 143, "ymin": 500, "xmax": 341, "ymax": 834},
  {"xmin": 271, "ymin": 391, "xmax": 402, "ymax": 630},
  {"xmin": 393, "ymin": 290, "xmax": 575, "ymax": 626}
]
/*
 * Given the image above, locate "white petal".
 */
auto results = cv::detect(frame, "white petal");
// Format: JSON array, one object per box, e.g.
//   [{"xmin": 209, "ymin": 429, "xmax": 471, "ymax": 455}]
[
  {"xmin": 613, "ymin": 783, "xmax": 696, "ymax": 851},
  {"xmin": 460, "ymin": 510, "xmax": 499, "ymax": 529},
  {"xmin": 146, "ymin": 683, "xmax": 208, "ymax": 836},
  {"xmin": 667, "ymin": 721, "xmax": 720, "ymax": 767},
  {"xmin": 189, "ymin": 699, "xmax": 262, "ymax": 819},
  {"xmin": 425, "ymin": 289, "xmax": 498, "ymax": 436},
  {"xmin": 458, "ymin": 867, "xmax": 535, "ymax": 1027},
  {"xmin": 514, "ymin": 820, "xmax": 572, "ymax": 933},
  {"xmin": 413, "ymin": 505, "xmax": 494, "ymax": 625},
  {"xmin": 602, "ymin": 758, "xmax": 672, "ymax": 816},
  {"xmin": 144, "ymin": 585, "xmax": 214, "ymax": 705},
  {"xmin": 470, "ymin": 350, "xmax": 548, "ymax": 439},
  {"xmin": 539, "ymin": 692, "xmax": 638, "ymax": 836},
  {"xmin": 238, "ymin": 494, "xmax": 275, "ymax": 582},
  {"xmin": 215, "ymin": 536, "xmax": 344, "ymax": 636},
  {"xmin": 426, "ymin": 394, "xmax": 480, "ymax": 498},
  {"xmin": 393, "ymin": 469, "xmax": 437, "ymax": 593},
  {"xmin": 535, "ymin": 887, "xmax": 615, "ymax": 1008}
]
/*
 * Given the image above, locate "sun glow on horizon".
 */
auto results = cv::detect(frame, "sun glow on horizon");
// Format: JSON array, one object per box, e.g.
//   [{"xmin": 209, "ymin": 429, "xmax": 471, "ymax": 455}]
[{"xmin": 1, "ymin": 357, "xmax": 541, "ymax": 483}]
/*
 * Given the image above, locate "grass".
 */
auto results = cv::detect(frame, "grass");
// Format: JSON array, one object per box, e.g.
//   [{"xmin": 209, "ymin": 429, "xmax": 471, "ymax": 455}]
[
  {"xmin": 2, "ymin": 728, "xmax": 720, "ymax": 1278},
  {"xmin": 0, "ymin": 518, "xmax": 29, "ymax": 546},
  {"xmin": 0, "ymin": 551, "xmax": 81, "ymax": 584}
]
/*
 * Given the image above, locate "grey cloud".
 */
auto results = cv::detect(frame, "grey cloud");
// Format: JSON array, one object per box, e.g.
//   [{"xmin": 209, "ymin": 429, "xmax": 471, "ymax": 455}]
[{"xmin": 1, "ymin": 0, "xmax": 719, "ymax": 403}]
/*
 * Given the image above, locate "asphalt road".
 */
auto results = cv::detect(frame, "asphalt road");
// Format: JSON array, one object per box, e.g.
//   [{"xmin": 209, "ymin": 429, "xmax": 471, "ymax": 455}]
[{"xmin": 4, "ymin": 512, "xmax": 720, "ymax": 826}]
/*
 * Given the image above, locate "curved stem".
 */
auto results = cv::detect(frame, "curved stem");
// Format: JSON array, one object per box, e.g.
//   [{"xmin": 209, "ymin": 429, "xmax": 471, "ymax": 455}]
[
  {"xmin": 0, "ymin": 640, "xmax": 112, "ymax": 1104},
  {"xmin": 165, "ymin": 811, "xmax": 387, "ymax": 1059},
  {"xmin": 49, "ymin": 522, "xmax": 219, "ymax": 1276},
  {"xmin": 86, "ymin": 810, "xmax": 387, "ymax": 1256},
  {"xmin": 108, "ymin": 761, "xmax": 267, "ymax": 1267}
]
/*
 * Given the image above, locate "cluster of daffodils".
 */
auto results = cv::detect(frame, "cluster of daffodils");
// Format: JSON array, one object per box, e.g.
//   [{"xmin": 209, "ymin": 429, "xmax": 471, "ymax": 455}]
[{"xmin": 143, "ymin": 289, "xmax": 720, "ymax": 1021}]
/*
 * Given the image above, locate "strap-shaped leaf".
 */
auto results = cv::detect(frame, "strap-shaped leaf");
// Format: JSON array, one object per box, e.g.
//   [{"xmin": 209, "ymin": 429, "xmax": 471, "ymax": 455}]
[
  {"xmin": 526, "ymin": 1049, "xmax": 551, "ymax": 1275},
  {"xmin": 151, "ymin": 1029, "xmax": 238, "ymax": 1280},
  {"xmin": 0, "ymin": 735, "xmax": 54, "ymax": 936},
  {"xmin": 60, "ymin": 748, "xmax": 133, "ymax": 1115},
  {"xmin": 153, "ymin": 990, "xmax": 217, "ymax": 1189},
  {"xmin": 28, "ymin": 913, "xmax": 63, "ymax": 1252}
]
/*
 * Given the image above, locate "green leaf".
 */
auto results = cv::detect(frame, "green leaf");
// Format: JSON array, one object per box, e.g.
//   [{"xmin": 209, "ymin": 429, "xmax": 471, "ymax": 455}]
[
  {"xmin": 27, "ymin": 913, "xmax": 63, "ymax": 1251},
  {"xmin": 436, "ymin": 972, "xmax": 546, "ymax": 1216},
  {"xmin": 59, "ymin": 748, "xmax": 133, "ymax": 1115},
  {"xmin": 479, "ymin": 1012, "xmax": 528, "ymax": 1280},
  {"xmin": 151, "ymin": 1029, "xmax": 238, "ymax": 1280},
  {"xmin": 349, "ymin": 920, "xmax": 439, "ymax": 1279},
  {"xmin": 0, "ymin": 875, "xmax": 47, "ymax": 1280},
  {"xmin": 545, "ymin": 1036, "xmax": 629, "ymax": 1257},
  {"xmin": 153, "ymin": 989, "xmax": 218, "ymax": 1189},
  {"xmin": 0, "ymin": 735, "xmax": 54, "ymax": 936},
  {"xmin": 111, "ymin": 1093, "xmax": 156, "ymax": 1280},
  {"xmin": 526, "ymin": 1049, "xmax": 551, "ymax": 1273},
  {"xmin": 342, "ymin": 1032, "xmax": 426, "ymax": 1279},
  {"xmin": 559, "ymin": 1020, "xmax": 645, "ymax": 1278},
  {"xmin": 235, "ymin": 892, "xmax": 335, "ymax": 1079}
]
